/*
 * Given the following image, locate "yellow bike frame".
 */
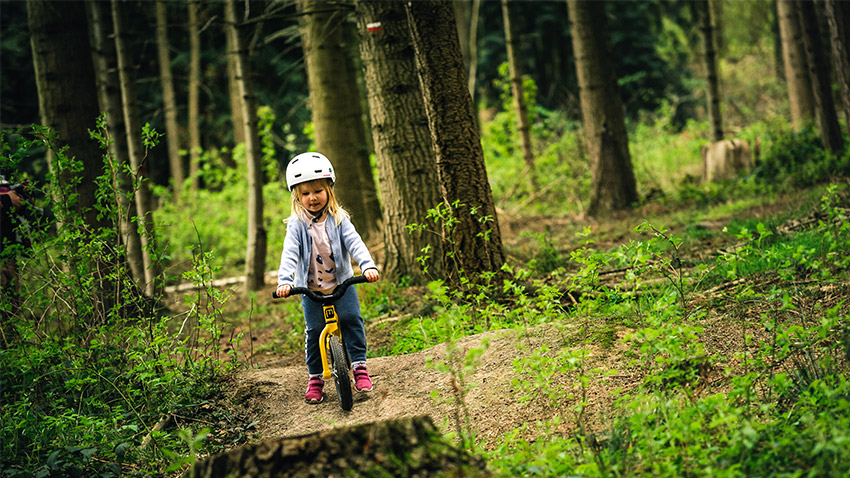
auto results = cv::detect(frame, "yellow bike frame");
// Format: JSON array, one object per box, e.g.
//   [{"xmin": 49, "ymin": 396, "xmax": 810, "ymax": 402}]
[{"xmin": 318, "ymin": 304, "xmax": 340, "ymax": 380}]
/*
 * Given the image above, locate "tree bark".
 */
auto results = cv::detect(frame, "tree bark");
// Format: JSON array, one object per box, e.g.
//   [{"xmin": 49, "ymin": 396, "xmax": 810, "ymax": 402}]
[
  {"xmin": 188, "ymin": 0, "xmax": 202, "ymax": 190},
  {"xmin": 797, "ymin": 0, "xmax": 844, "ymax": 155},
  {"xmin": 567, "ymin": 0, "xmax": 638, "ymax": 217},
  {"xmin": 112, "ymin": 0, "xmax": 161, "ymax": 297},
  {"xmin": 156, "ymin": 1, "xmax": 184, "ymax": 195},
  {"xmin": 405, "ymin": 0, "xmax": 506, "ymax": 280},
  {"xmin": 28, "ymin": 0, "xmax": 106, "ymax": 231},
  {"xmin": 772, "ymin": 0, "xmax": 785, "ymax": 82},
  {"xmin": 86, "ymin": 0, "xmax": 145, "ymax": 289},
  {"xmin": 224, "ymin": 0, "xmax": 267, "ymax": 291},
  {"xmin": 502, "ymin": 0, "xmax": 535, "ymax": 181},
  {"xmin": 777, "ymin": 0, "xmax": 815, "ymax": 130},
  {"xmin": 226, "ymin": 20, "xmax": 245, "ymax": 147},
  {"xmin": 468, "ymin": 0, "xmax": 481, "ymax": 99},
  {"xmin": 823, "ymin": 0, "xmax": 850, "ymax": 139},
  {"xmin": 28, "ymin": 0, "xmax": 119, "ymax": 321},
  {"xmin": 698, "ymin": 0, "xmax": 724, "ymax": 142},
  {"xmin": 297, "ymin": 0, "xmax": 381, "ymax": 243},
  {"xmin": 354, "ymin": 0, "xmax": 444, "ymax": 283},
  {"xmin": 191, "ymin": 416, "xmax": 490, "ymax": 478}
]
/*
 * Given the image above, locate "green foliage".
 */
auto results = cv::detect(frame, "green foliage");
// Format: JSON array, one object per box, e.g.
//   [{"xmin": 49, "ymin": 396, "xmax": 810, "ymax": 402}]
[
  {"xmin": 426, "ymin": 336, "xmax": 490, "ymax": 452},
  {"xmin": 754, "ymin": 125, "xmax": 850, "ymax": 189},
  {"xmin": 399, "ymin": 183, "xmax": 850, "ymax": 477},
  {"xmin": 0, "ymin": 123, "xmax": 240, "ymax": 476},
  {"xmin": 481, "ymin": 63, "xmax": 590, "ymax": 216}
]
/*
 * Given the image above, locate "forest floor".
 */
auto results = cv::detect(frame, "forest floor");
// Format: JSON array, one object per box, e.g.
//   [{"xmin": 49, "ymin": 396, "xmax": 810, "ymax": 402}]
[{"xmin": 182, "ymin": 185, "xmax": 850, "ymax": 462}]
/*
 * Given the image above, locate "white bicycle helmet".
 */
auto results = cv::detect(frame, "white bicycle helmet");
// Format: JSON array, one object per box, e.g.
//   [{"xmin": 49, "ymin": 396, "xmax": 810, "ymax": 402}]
[{"xmin": 285, "ymin": 152, "xmax": 335, "ymax": 191}]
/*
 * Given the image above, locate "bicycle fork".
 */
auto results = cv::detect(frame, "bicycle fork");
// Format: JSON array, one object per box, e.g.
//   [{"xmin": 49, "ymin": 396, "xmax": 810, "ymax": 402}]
[{"xmin": 318, "ymin": 304, "xmax": 339, "ymax": 380}]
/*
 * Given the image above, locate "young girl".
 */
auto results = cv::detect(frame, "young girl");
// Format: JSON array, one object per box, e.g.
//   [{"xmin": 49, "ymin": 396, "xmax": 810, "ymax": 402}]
[{"xmin": 276, "ymin": 152, "xmax": 380, "ymax": 404}]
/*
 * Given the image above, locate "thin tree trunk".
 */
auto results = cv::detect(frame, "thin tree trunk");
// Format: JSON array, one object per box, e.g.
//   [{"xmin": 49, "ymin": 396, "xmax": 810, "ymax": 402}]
[
  {"xmin": 798, "ymin": 0, "xmax": 844, "ymax": 155},
  {"xmin": 777, "ymin": 0, "xmax": 815, "ymax": 130},
  {"xmin": 156, "ymin": 1, "xmax": 184, "ymax": 196},
  {"xmin": 823, "ymin": 0, "xmax": 850, "ymax": 139},
  {"xmin": 86, "ymin": 0, "xmax": 145, "ymax": 289},
  {"xmin": 188, "ymin": 0, "xmax": 202, "ymax": 190},
  {"xmin": 772, "ymin": 0, "xmax": 785, "ymax": 82},
  {"xmin": 226, "ymin": 21, "xmax": 245, "ymax": 147},
  {"xmin": 501, "ymin": 0, "xmax": 535, "ymax": 180},
  {"xmin": 567, "ymin": 0, "xmax": 638, "ymax": 217},
  {"xmin": 354, "ymin": 0, "xmax": 444, "ymax": 283},
  {"xmin": 224, "ymin": 0, "xmax": 266, "ymax": 291},
  {"xmin": 454, "ymin": 0, "xmax": 471, "ymax": 73},
  {"xmin": 298, "ymin": 0, "xmax": 381, "ymax": 243},
  {"xmin": 28, "ymin": 0, "xmax": 106, "ymax": 231},
  {"xmin": 112, "ymin": 0, "xmax": 161, "ymax": 297},
  {"xmin": 405, "ymin": 0, "xmax": 506, "ymax": 280},
  {"xmin": 28, "ymin": 0, "xmax": 117, "ymax": 321},
  {"xmin": 698, "ymin": 0, "xmax": 724, "ymax": 142},
  {"xmin": 468, "ymin": 0, "xmax": 481, "ymax": 99}
]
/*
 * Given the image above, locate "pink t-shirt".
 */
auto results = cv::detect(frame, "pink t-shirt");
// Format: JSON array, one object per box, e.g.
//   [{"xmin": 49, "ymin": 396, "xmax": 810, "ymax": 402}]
[{"xmin": 306, "ymin": 218, "xmax": 338, "ymax": 293}]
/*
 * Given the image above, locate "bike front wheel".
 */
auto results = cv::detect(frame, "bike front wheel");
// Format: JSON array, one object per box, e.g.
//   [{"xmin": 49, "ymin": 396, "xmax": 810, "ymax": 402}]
[{"xmin": 328, "ymin": 335, "xmax": 353, "ymax": 411}]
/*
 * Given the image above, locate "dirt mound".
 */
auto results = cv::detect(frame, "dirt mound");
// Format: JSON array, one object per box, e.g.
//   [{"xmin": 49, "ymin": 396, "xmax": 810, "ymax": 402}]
[
  {"xmin": 190, "ymin": 415, "xmax": 490, "ymax": 478},
  {"xmin": 227, "ymin": 325, "xmax": 637, "ymax": 451}
]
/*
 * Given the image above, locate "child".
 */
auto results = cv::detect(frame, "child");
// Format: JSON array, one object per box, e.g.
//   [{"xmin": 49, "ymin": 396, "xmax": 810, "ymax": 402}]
[{"xmin": 276, "ymin": 152, "xmax": 380, "ymax": 404}]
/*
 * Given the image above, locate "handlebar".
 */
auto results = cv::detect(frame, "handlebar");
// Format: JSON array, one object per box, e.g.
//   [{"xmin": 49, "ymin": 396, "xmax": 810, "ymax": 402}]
[{"xmin": 272, "ymin": 275, "xmax": 369, "ymax": 304}]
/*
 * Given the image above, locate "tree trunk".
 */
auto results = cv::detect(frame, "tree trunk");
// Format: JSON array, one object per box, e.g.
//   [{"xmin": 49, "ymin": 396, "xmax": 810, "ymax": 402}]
[
  {"xmin": 797, "ymin": 0, "xmax": 844, "ymax": 155},
  {"xmin": 112, "ymin": 0, "xmax": 161, "ymax": 297},
  {"xmin": 502, "ymin": 0, "xmax": 535, "ymax": 179},
  {"xmin": 454, "ymin": 0, "xmax": 472, "ymax": 73},
  {"xmin": 698, "ymin": 0, "xmax": 724, "ymax": 142},
  {"xmin": 454, "ymin": 0, "xmax": 482, "ymax": 121},
  {"xmin": 566, "ymin": 0, "xmax": 638, "ymax": 217},
  {"xmin": 224, "ymin": 0, "xmax": 267, "ymax": 291},
  {"xmin": 777, "ymin": 0, "xmax": 815, "ymax": 130},
  {"xmin": 28, "ymin": 0, "xmax": 117, "ymax": 321},
  {"xmin": 297, "ymin": 0, "xmax": 381, "ymax": 243},
  {"xmin": 823, "ymin": 0, "xmax": 850, "ymax": 139},
  {"xmin": 468, "ymin": 0, "xmax": 481, "ymax": 99},
  {"xmin": 28, "ymin": 0, "xmax": 106, "ymax": 231},
  {"xmin": 772, "ymin": 0, "xmax": 785, "ymax": 82},
  {"xmin": 405, "ymin": 0, "xmax": 506, "ymax": 280},
  {"xmin": 156, "ymin": 1, "xmax": 184, "ymax": 196},
  {"xmin": 191, "ymin": 416, "xmax": 490, "ymax": 478},
  {"xmin": 226, "ymin": 21, "xmax": 245, "ymax": 147},
  {"xmin": 86, "ymin": 0, "xmax": 145, "ymax": 290},
  {"xmin": 354, "ymin": 0, "xmax": 444, "ymax": 283},
  {"xmin": 188, "ymin": 0, "xmax": 203, "ymax": 190}
]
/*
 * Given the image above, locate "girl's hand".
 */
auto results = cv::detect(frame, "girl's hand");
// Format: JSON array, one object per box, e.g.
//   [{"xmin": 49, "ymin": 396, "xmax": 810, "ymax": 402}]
[
  {"xmin": 364, "ymin": 268, "xmax": 380, "ymax": 283},
  {"xmin": 276, "ymin": 284, "xmax": 291, "ymax": 298}
]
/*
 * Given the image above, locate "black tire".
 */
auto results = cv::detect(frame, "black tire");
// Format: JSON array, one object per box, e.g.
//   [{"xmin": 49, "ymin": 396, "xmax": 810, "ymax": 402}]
[{"xmin": 328, "ymin": 335, "xmax": 353, "ymax": 411}]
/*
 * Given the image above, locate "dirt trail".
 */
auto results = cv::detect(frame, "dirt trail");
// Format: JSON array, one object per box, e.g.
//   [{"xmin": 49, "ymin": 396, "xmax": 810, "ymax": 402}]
[{"xmin": 230, "ymin": 324, "xmax": 637, "ymax": 449}]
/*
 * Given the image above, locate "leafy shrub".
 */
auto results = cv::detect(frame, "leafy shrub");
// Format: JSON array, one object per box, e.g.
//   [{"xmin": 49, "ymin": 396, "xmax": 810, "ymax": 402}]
[
  {"xmin": 1, "ymin": 123, "xmax": 239, "ymax": 476},
  {"xmin": 754, "ymin": 125, "xmax": 849, "ymax": 188}
]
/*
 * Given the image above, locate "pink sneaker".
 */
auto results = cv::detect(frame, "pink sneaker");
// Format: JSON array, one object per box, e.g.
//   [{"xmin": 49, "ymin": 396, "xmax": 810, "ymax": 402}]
[
  {"xmin": 305, "ymin": 377, "xmax": 324, "ymax": 403},
  {"xmin": 353, "ymin": 366, "xmax": 373, "ymax": 392}
]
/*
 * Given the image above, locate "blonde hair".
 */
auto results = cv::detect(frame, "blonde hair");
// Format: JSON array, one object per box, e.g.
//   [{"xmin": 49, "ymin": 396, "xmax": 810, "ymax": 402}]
[{"xmin": 286, "ymin": 178, "xmax": 349, "ymax": 225}]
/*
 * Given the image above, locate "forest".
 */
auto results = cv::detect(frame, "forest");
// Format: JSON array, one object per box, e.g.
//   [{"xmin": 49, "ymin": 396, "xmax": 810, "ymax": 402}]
[{"xmin": 1, "ymin": 0, "xmax": 849, "ymax": 476}]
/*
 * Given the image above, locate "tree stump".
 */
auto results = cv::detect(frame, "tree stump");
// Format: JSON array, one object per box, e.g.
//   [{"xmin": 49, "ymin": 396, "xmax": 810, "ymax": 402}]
[{"xmin": 189, "ymin": 415, "xmax": 491, "ymax": 478}]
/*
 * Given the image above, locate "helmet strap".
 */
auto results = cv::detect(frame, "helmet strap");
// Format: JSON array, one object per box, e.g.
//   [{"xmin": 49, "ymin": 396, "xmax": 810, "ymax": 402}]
[{"xmin": 308, "ymin": 205, "xmax": 327, "ymax": 223}]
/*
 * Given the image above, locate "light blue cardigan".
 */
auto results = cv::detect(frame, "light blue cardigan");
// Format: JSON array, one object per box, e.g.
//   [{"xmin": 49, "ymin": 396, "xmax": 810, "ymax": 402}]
[{"xmin": 277, "ymin": 213, "xmax": 376, "ymax": 288}]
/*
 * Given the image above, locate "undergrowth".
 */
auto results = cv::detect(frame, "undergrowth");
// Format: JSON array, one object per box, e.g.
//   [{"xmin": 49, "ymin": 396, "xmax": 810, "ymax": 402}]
[
  {"xmin": 1, "ymin": 122, "xmax": 246, "ymax": 477},
  {"xmin": 414, "ymin": 181, "xmax": 850, "ymax": 477}
]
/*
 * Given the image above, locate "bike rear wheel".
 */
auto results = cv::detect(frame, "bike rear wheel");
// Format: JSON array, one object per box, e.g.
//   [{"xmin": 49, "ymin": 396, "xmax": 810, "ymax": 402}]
[{"xmin": 328, "ymin": 335, "xmax": 353, "ymax": 411}]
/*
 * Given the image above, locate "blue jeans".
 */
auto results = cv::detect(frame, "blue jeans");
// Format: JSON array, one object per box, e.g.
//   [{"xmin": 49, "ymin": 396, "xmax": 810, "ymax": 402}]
[{"xmin": 302, "ymin": 285, "xmax": 367, "ymax": 375}]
